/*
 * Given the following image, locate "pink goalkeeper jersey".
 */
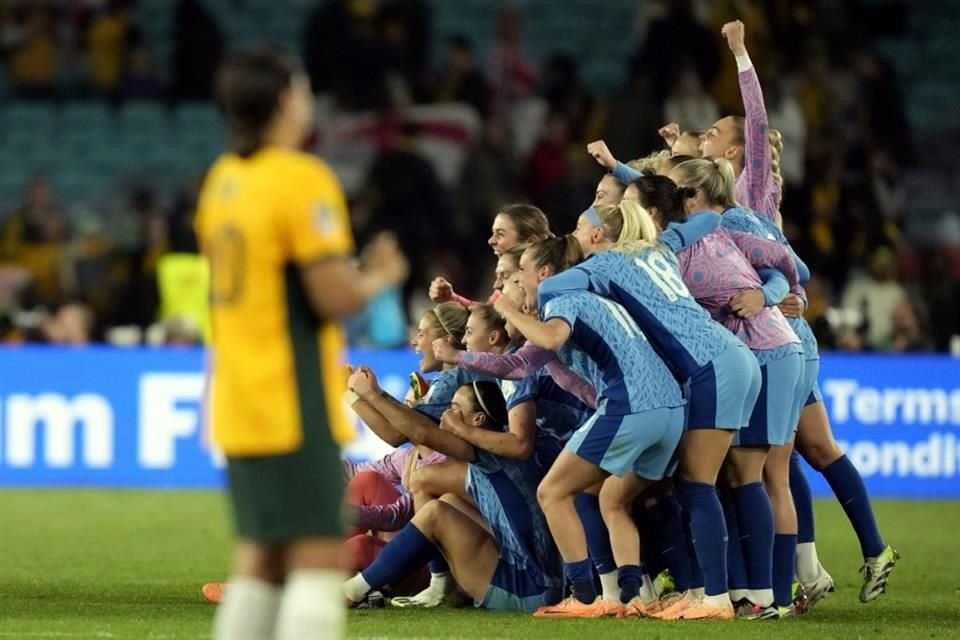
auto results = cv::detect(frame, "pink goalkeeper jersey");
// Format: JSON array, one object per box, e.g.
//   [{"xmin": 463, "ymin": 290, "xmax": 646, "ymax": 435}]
[
  {"xmin": 734, "ymin": 66, "xmax": 781, "ymax": 222},
  {"xmin": 675, "ymin": 228, "xmax": 799, "ymax": 351}
]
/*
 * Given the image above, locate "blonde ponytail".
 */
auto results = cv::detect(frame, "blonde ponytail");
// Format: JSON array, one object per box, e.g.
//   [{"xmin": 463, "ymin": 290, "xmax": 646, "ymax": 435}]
[{"xmin": 672, "ymin": 158, "xmax": 737, "ymax": 208}]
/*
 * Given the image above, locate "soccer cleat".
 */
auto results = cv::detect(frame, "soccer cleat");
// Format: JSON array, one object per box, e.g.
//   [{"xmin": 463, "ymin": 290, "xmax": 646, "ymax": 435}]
[
  {"xmin": 680, "ymin": 601, "xmax": 735, "ymax": 620},
  {"xmin": 645, "ymin": 591, "xmax": 684, "ymax": 616},
  {"xmin": 790, "ymin": 581, "xmax": 809, "ymax": 615},
  {"xmin": 733, "ymin": 599, "xmax": 780, "ymax": 620},
  {"xmin": 649, "ymin": 592, "xmax": 696, "ymax": 620},
  {"xmin": 799, "ymin": 565, "xmax": 835, "ymax": 613},
  {"xmin": 860, "ymin": 545, "xmax": 899, "ymax": 603},
  {"xmin": 353, "ymin": 590, "xmax": 386, "ymax": 609},
  {"xmin": 617, "ymin": 596, "xmax": 650, "ymax": 618},
  {"xmin": 389, "ymin": 575, "xmax": 456, "ymax": 609},
  {"xmin": 653, "ymin": 569, "xmax": 676, "ymax": 597},
  {"xmin": 532, "ymin": 596, "xmax": 617, "ymax": 618},
  {"xmin": 201, "ymin": 582, "xmax": 226, "ymax": 604},
  {"xmin": 777, "ymin": 605, "xmax": 795, "ymax": 618}
]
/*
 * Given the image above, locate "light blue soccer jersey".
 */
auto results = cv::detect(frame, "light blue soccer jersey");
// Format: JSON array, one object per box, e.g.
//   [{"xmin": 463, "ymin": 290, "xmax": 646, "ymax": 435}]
[
  {"xmin": 541, "ymin": 290, "xmax": 683, "ymax": 415},
  {"xmin": 539, "ymin": 249, "xmax": 740, "ymax": 382},
  {"xmin": 499, "ymin": 370, "xmax": 592, "ymax": 472},
  {"xmin": 467, "ymin": 451, "xmax": 563, "ymax": 595},
  {"xmin": 415, "ymin": 367, "xmax": 489, "ymax": 422}
]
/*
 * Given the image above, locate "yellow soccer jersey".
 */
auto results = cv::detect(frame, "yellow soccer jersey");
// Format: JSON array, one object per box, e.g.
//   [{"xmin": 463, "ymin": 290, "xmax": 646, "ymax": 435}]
[{"xmin": 196, "ymin": 147, "xmax": 355, "ymax": 456}]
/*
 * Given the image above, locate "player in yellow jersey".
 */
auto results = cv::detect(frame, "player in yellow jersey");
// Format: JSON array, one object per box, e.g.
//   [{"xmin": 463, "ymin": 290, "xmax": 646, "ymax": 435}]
[{"xmin": 198, "ymin": 47, "xmax": 408, "ymax": 640}]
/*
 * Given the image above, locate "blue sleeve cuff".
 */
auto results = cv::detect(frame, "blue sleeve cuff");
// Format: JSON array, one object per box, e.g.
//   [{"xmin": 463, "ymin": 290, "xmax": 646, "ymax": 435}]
[
  {"xmin": 613, "ymin": 161, "xmax": 642, "ymax": 185},
  {"xmin": 757, "ymin": 268, "xmax": 789, "ymax": 305}
]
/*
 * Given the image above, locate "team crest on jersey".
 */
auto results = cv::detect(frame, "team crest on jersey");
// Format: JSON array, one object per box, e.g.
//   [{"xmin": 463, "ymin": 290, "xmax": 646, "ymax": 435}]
[
  {"xmin": 313, "ymin": 203, "xmax": 338, "ymax": 235},
  {"xmin": 500, "ymin": 380, "xmax": 517, "ymax": 403}
]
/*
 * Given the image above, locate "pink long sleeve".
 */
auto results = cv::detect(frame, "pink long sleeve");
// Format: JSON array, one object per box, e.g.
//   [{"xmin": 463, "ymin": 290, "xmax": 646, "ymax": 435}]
[
  {"xmin": 734, "ymin": 66, "xmax": 781, "ymax": 221},
  {"xmin": 353, "ymin": 494, "xmax": 415, "ymax": 532},
  {"xmin": 727, "ymin": 230, "xmax": 799, "ymax": 288},
  {"xmin": 456, "ymin": 341, "xmax": 557, "ymax": 380},
  {"xmin": 544, "ymin": 359, "xmax": 597, "ymax": 409}
]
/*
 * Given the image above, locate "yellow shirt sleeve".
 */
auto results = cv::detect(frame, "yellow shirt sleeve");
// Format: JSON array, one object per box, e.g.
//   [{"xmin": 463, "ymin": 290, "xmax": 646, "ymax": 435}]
[{"xmin": 282, "ymin": 160, "xmax": 355, "ymax": 264}]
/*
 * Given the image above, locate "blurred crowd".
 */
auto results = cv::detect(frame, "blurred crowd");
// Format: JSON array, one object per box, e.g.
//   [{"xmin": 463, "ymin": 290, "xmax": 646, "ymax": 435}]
[{"xmin": 1, "ymin": 0, "xmax": 958, "ymax": 353}]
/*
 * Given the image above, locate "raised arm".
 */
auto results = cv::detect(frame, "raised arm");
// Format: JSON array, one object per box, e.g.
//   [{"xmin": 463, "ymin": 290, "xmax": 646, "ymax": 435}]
[
  {"xmin": 587, "ymin": 139, "xmax": 642, "ymax": 186},
  {"xmin": 350, "ymin": 369, "xmax": 476, "ymax": 461},
  {"xmin": 723, "ymin": 20, "xmax": 777, "ymax": 220}
]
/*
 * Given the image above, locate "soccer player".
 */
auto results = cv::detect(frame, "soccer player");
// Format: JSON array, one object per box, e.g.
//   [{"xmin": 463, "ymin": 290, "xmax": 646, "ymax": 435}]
[
  {"xmin": 495, "ymin": 234, "xmax": 687, "ymax": 619},
  {"xmin": 342, "ymin": 376, "xmax": 564, "ymax": 612},
  {"xmin": 429, "ymin": 204, "xmax": 552, "ymax": 307},
  {"xmin": 699, "ymin": 20, "xmax": 781, "ymax": 222},
  {"xmin": 198, "ymin": 48, "xmax": 409, "ymax": 640}
]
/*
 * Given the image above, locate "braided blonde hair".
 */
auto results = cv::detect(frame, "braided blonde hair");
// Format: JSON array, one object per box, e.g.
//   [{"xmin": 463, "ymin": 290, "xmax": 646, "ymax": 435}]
[{"xmin": 768, "ymin": 128, "xmax": 784, "ymax": 189}]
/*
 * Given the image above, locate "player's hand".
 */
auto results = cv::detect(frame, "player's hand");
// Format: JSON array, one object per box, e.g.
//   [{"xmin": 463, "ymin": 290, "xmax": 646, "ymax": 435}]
[
  {"xmin": 493, "ymin": 291, "xmax": 521, "ymax": 316},
  {"xmin": 348, "ymin": 366, "xmax": 381, "ymax": 397},
  {"xmin": 429, "ymin": 277, "xmax": 455, "ymax": 303},
  {"xmin": 729, "ymin": 288, "xmax": 765, "ymax": 318},
  {"xmin": 363, "ymin": 232, "xmax": 410, "ymax": 287},
  {"xmin": 778, "ymin": 293, "xmax": 805, "ymax": 318},
  {"xmin": 722, "ymin": 20, "xmax": 747, "ymax": 56},
  {"xmin": 439, "ymin": 408, "xmax": 465, "ymax": 434},
  {"xmin": 432, "ymin": 338, "xmax": 460, "ymax": 364},
  {"xmin": 658, "ymin": 123, "xmax": 681, "ymax": 147},
  {"xmin": 586, "ymin": 140, "xmax": 617, "ymax": 171}
]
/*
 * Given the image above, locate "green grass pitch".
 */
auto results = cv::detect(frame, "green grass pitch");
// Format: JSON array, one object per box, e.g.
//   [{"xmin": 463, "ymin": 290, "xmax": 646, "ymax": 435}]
[{"xmin": 1, "ymin": 490, "xmax": 958, "ymax": 639}]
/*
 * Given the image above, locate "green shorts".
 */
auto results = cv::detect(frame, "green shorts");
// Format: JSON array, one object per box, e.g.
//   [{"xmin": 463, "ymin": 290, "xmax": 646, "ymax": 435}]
[{"xmin": 225, "ymin": 419, "xmax": 344, "ymax": 543}]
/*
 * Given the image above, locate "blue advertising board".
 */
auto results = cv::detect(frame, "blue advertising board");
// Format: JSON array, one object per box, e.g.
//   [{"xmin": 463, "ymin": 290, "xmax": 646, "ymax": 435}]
[{"xmin": 0, "ymin": 348, "xmax": 957, "ymax": 497}]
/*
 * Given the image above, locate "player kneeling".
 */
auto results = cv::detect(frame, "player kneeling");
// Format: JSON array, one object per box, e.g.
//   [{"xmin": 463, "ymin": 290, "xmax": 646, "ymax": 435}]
[{"xmin": 342, "ymin": 372, "xmax": 563, "ymax": 612}]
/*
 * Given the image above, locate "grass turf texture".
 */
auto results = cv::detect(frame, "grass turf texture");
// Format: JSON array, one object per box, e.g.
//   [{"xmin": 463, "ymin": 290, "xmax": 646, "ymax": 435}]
[{"xmin": 1, "ymin": 491, "xmax": 958, "ymax": 639}]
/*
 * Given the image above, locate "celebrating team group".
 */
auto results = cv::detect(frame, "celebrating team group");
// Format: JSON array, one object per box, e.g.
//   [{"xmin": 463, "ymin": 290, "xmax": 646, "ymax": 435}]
[
  {"xmin": 334, "ymin": 20, "xmax": 899, "ymax": 622},
  {"xmin": 198, "ymin": 19, "xmax": 900, "ymax": 640}
]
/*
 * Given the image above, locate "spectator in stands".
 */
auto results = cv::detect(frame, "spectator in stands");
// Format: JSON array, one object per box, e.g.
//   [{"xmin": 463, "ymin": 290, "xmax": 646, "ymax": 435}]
[
  {"xmin": 524, "ymin": 112, "xmax": 570, "ymax": 208},
  {"xmin": 49, "ymin": 302, "xmax": 95, "ymax": 346},
  {"xmin": 541, "ymin": 53, "xmax": 593, "ymax": 142},
  {"xmin": 121, "ymin": 29, "xmax": 162, "ymax": 100},
  {"xmin": 303, "ymin": 0, "xmax": 389, "ymax": 110},
  {"xmin": 631, "ymin": 0, "xmax": 719, "ymax": 105},
  {"xmin": 0, "ymin": 176, "xmax": 70, "ymax": 305},
  {"xmin": 87, "ymin": 0, "xmax": 135, "ymax": 97},
  {"xmin": 362, "ymin": 121, "xmax": 454, "ymax": 299},
  {"xmin": 8, "ymin": 5, "xmax": 59, "ymax": 99},
  {"xmin": 841, "ymin": 246, "xmax": 907, "ymax": 350},
  {"xmin": 107, "ymin": 186, "xmax": 164, "ymax": 328},
  {"xmin": 433, "ymin": 34, "xmax": 490, "ymax": 117},
  {"xmin": 486, "ymin": 5, "xmax": 537, "ymax": 121},
  {"xmin": 884, "ymin": 297, "xmax": 933, "ymax": 353},
  {"xmin": 169, "ymin": 0, "xmax": 223, "ymax": 101},
  {"xmin": 663, "ymin": 63, "xmax": 719, "ymax": 134},
  {"xmin": 380, "ymin": 0, "xmax": 432, "ymax": 101}
]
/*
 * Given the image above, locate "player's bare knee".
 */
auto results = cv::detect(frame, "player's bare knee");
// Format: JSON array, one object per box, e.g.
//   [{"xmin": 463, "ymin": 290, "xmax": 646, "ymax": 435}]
[
  {"xmin": 411, "ymin": 498, "xmax": 444, "ymax": 533},
  {"xmin": 536, "ymin": 478, "xmax": 559, "ymax": 509},
  {"xmin": 798, "ymin": 438, "xmax": 842, "ymax": 471}
]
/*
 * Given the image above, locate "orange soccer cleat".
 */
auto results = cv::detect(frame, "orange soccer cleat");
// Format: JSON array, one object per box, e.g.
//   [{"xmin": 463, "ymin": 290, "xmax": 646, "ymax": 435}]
[
  {"xmin": 617, "ymin": 596, "xmax": 651, "ymax": 619},
  {"xmin": 649, "ymin": 591, "xmax": 696, "ymax": 620},
  {"xmin": 679, "ymin": 600, "xmax": 735, "ymax": 620},
  {"xmin": 533, "ymin": 596, "xmax": 620, "ymax": 619},
  {"xmin": 201, "ymin": 582, "xmax": 226, "ymax": 604}
]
